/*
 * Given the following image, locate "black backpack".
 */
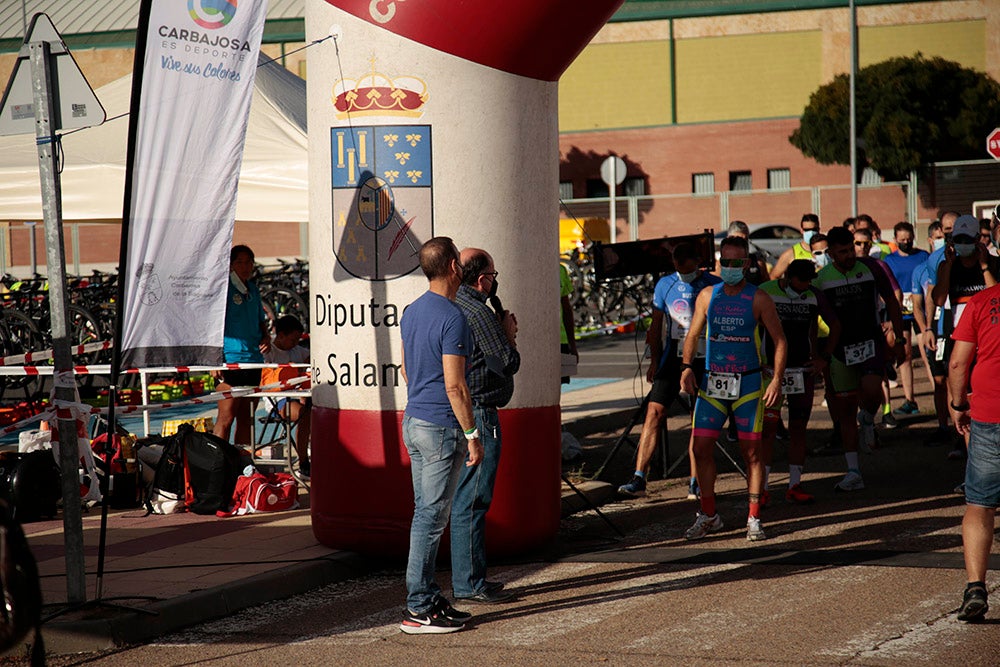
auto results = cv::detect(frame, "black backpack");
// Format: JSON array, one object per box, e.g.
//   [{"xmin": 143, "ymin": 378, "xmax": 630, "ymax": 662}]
[
  {"xmin": 0, "ymin": 500, "xmax": 44, "ymax": 665},
  {"xmin": 144, "ymin": 424, "xmax": 250, "ymax": 515}
]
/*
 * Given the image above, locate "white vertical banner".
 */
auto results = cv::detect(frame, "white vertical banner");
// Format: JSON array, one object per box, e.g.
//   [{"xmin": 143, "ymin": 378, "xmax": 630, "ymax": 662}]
[{"xmin": 120, "ymin": 0, "xmax": 269, "ymax": 367}]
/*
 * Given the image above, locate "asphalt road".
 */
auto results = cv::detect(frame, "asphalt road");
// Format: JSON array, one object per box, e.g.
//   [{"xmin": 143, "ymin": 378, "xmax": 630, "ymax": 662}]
[{"xmin": 575, "ymin": 331, "xmax": 648, "ymax": 379}]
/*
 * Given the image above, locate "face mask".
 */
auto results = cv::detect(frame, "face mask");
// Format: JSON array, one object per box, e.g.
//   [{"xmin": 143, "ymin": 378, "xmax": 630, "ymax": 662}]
[
  {"xmin": 488, "ymin": 277, "xmax": 499, "ymax": 298},
  {"xmin": 813, "ymin": 252, "xmax": 830, "ymax": 268},
  {"xmin": 932, "ymin": 238, "xmax": 946, "ymax": 251},
  {"xmin": 954, "ymin": 243, "xmax": 976, "ymax": 258},
  {"xmin": 802, "ymin": 230, "xmax": 816, "ymax": 245},
  {"xmin": 679, "ymin": 270, "xmax": 699, "ymax": 284},
  {"xmin": 720, "ymin": 266, "xmax": 744, "ymax": 285},
  {"xmin": 897, "ymin": 242, "xmax": 913, "ymax": 253}
]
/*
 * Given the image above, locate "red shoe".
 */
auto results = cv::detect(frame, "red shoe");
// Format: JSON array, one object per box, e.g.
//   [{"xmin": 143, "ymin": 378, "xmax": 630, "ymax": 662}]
[
  {"xmin": 785, "ymin": 483, "xmax": 815, "ymax": 504},
  {"xmin": 759, "ymin": 490, "xmax": 770, "ymax": 508}
]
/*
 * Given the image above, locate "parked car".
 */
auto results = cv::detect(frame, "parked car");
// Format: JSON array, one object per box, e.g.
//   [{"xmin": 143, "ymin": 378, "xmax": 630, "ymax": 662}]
[{"xmin": 714, "ymin": 223, "xmax": 802, "ymax": 269}]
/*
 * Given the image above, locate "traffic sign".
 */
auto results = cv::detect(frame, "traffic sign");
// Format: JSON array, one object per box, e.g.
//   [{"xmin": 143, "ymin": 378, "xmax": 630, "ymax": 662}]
[
  {"xmin": 0, "ymin": 13, "xmax": 104, "ymax": 136},
  {"xmin": 600, "ymin": 155, "xmax": 626, "ymax": 186},
  {"xmin": 988, "ymin": 127, "xmax": 1000, "ymax": 161}
]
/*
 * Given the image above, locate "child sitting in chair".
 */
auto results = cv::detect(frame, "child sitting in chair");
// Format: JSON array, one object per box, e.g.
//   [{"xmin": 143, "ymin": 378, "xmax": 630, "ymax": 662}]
[{"xmin": 262, "ymin": 315, "xmax": 311, "ymax": 479}]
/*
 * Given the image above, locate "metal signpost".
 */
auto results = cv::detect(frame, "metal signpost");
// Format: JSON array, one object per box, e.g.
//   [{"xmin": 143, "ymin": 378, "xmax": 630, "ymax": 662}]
[
  {"xmin": 600, "ymin": 155, "xmax": 626, "ymax": 244},
  {"xmin": 0, "ymin": 13, "xmax": 106, "ymax": 605}
]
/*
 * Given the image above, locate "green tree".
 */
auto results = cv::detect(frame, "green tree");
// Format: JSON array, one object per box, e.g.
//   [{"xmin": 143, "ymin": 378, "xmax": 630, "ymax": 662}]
[{"xmin": 790, "ymin": 54, "xmax": 1000, "ymax": 180}]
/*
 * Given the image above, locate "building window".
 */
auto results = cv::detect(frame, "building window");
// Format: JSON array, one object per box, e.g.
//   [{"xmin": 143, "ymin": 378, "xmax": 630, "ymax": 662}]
[
  {"xmin": 767, "ymin": 168, "xmax": 790, "ymax": 191},
  {"xmin": 586, "ymin": 179, "xmax": 609, "ymax": 198},
  {"xmin": 559, "ymin": 181, "xmax": 574, "ymax": 200},
  {"xmin": 623, "ymin": 176, "xmax": 646, "ymax": 196},
  {"xmin": 729, "ymin": 170, "xmax": 752, "ymax": 192},
  {"xmin": 692, "ymin": 172, "xmax": 714, "ymax": 195}
]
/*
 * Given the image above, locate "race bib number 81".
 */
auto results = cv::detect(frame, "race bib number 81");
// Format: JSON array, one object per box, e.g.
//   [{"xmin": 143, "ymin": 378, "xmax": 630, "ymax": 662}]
[{"xmin": 706, "ymin": 372, "xmax": 741, "ymax": 399}]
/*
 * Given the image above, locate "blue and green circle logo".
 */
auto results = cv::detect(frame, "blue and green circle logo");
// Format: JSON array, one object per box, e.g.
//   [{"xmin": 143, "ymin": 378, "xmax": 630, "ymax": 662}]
[{"xmin": 189, "ymin": 0, "xmax": 237, "ymax": 30}]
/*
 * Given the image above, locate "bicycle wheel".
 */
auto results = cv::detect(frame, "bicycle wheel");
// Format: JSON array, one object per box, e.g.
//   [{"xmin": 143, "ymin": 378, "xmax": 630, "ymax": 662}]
[
  {"xmin": 261, "ymin": 287, "xmax": 309, "ymax": 333},
  {"xmin": 0, "ymin": 310, "xmax": 44, "ymax": 398}
]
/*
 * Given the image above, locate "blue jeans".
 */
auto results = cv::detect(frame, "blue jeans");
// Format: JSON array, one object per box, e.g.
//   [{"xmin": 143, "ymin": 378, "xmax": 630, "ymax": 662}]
[
  {"xmin": 450, "ymin": 405, "xmax": 501, "ymax": 597},
  {"xmin": 403, "ymin": 414, "xmax": 467, "ymax": 614},
  {"xmin": 967, "ymin": 420, "xmax": 1000, "ymax": 509}
]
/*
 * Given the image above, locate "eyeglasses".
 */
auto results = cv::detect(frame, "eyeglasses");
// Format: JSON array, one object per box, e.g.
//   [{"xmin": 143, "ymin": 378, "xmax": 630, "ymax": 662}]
[
  {"xmin": 719, "ymin": 258, "xmax": 748, "ymax": 268},
  {"xmin": 480, "ymin": 271, "xmax": 499, "ymax": 280},
  {"xmin": 980, "ymin": 232, "xmax": 992, "ymax": 240}
]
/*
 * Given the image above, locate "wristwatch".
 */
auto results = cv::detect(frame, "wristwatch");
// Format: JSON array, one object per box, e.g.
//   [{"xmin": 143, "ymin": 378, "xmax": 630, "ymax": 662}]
[{"xmin": 950, "ymin": 401, "xmax": 970, "ymax": 412}]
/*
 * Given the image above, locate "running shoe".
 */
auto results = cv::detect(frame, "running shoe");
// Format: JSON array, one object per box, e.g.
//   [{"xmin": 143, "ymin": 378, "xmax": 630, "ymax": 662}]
[
  {"xmin": 785, "ymin": 483, "xmax": 815, "ymax": 504},
  {"xmin": 746, "ymin": 516, "xmax": 766, "ymax": 542},
  {"xmin": 893, "ymin": 400, "xmax": 919, "ymax": 416},
  {"xmin": 684, "ymin": 511, "xmax": 723, "ymax": 540},
  {"xmin": 947, "ymin": 447, "xmax": 966, "ymax": 461},
  {"xmin": 881, "ymin": 412, "xmax": 898, "ymax": 430},
  {"xmin": 957, "ymin": 582, "xmax": 989, "ymax": 622},
  {"xmin": 617, "ymin": 474, "xmax": 646, "ymax": 498},
  {"xmin": 834, "ymin": 470, "xmax": 865, "ymax": 492},
  {"xmin": 434, "ymin": 596, "xmax": 472, "ymax": 622},
  {"xmin": 954, "ymin": 482, "xmax": 966, "ymax": 495},
  {"xmin": 686, "ymin": 477, "xmax": 700, "ymax": 500},
  {"xmin": 400, "ymin": 606, "xmax": 465, "ymax": 634}
]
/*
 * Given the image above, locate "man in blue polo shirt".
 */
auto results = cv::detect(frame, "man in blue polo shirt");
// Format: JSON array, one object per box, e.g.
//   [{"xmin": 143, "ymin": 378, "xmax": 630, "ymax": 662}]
[{"xmin": 884, "ymin": 221, "xmax": 929, "ymax": 417}]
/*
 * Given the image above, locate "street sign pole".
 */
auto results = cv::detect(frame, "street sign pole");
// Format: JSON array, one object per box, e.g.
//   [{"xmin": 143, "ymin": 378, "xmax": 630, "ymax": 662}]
[
  {"xmin": 609, "ymin": 160, "xmax": 617, "ymax": 244},
  {"xmin": 29, "ymin": 40, "xmax": 86, "ymax": 605}
]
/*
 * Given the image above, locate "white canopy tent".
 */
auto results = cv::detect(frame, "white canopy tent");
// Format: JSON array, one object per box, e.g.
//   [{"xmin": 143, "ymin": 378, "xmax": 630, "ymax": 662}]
[{"xmin": 0, "ymin": 55, "xmax": 308, "ymax": 223}]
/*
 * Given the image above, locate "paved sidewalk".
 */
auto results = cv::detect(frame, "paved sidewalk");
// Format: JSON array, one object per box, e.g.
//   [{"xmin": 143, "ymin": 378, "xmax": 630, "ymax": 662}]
[
  {"xmin": 13, "ymin": 378, "xmax": 633, "ymax": 657},
  {"xmin": 11, "ymin": 367, "xmax": 999, "ymax": 661}
]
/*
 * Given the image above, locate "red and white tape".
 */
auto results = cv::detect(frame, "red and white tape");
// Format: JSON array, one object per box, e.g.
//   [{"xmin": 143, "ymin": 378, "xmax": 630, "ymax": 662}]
[{"xmin": 0, "ymin": 339, "xmax": 113, "ymax": 366}]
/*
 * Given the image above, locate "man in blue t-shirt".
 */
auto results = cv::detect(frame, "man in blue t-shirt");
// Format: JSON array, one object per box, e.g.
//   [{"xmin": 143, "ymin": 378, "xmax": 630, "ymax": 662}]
[
  {"xmin": 399, "ymin": 237, "xmax": 483, "ymax": 635},
  {"xmin": 618, "ymin": 243, "xmax": 721, "ymax": 500},
  {"xmin": 884, "ymin": 221, "xmax": 929, "ymax": 416}
]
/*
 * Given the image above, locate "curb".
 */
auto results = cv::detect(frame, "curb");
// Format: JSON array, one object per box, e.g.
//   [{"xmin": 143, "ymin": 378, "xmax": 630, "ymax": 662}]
[{"xmin": 26, "ymin": 551, "xmax": 375, "ymax": 657}]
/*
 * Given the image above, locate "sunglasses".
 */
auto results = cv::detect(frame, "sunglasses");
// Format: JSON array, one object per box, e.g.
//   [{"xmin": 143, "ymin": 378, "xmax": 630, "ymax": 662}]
[
  {"xmin": 719, "ymin": 258, "xmax": 748, "ymax": 268},
  {"xmin": 854, "ymin": 241, "xmax": 871, "ymax": 247}
]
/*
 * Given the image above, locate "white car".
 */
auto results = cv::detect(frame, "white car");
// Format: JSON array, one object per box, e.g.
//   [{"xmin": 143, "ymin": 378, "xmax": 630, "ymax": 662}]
[{"xmin": 714, "ymin": 223, "xmax": 802, "ymax": 268}]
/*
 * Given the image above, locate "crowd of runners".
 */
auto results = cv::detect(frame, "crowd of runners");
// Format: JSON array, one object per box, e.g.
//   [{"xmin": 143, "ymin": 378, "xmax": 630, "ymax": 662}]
[{"xmin": 617, "ymin": 210, "xmax": 996, "ymax": 545}]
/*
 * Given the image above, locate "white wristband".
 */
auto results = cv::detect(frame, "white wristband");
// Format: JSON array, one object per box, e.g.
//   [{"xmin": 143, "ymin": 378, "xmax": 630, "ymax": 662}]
[{"xmin": 464, "ymin": 428, "xmax": 480, "ymax": 441}]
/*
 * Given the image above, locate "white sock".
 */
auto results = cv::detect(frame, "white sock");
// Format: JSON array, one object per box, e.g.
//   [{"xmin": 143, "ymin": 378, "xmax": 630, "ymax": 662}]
[
  {"xmin": 789, "ymin": 464, "xmax": 803, "ymax": 487},
  {"xmin": 845, "ymin": 451, "xmax": 860, "ymax": 471},
  {"xmin": 764, "ymin": 465, "xmax": 771, "ymax": 490}
]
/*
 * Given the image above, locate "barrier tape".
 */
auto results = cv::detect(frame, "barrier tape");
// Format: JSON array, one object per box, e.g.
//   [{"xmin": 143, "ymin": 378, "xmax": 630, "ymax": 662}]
[
  {"xmin": 0, "ymin": 362, "xmax": 310, "ymax": 376},
  {"xmin": 50, "ymin": 374, "xmax": 310, "ymax": 418},
  {"xmin": 0, "ymin": 339, "xmax": 113, "ymax": 366}
]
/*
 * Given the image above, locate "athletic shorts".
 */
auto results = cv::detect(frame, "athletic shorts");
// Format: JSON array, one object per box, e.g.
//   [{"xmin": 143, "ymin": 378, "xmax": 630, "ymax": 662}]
[
  {"xmin": 966, "ymin": 420, "xmax": 1000, "ymax": 509},
  {"xmin": 692, "ymin": 369, "xmax": 764, "ymax": 441},
  {"xmin": 763, "ymin": 368, "xmax": 815, "ymax": 423},
  {"xmin": 829, "ymin": 342, "xmax": 886, "ymax": 394},
  {"xmin": 648, "ymin": 358, "xmax": 704, "ymax": 408}
]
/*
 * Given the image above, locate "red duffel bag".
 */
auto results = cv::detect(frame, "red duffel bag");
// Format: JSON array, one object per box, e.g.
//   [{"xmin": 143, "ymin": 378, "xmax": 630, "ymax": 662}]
[{"xmin": 218, "ymin": 471, "xmax": 298, "ymax": 517}]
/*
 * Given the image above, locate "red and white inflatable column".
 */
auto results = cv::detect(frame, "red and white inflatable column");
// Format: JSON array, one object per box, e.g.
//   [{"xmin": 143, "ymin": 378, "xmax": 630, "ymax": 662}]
[{"xmin": 306, "ymin": 0, "xmax": 624, "ymax": 556}]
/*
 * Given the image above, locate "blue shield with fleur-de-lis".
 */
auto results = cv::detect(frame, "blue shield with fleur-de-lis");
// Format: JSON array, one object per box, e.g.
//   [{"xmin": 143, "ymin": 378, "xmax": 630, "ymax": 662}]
[{"xmin": 330, "ymin": 125, "xmax": 433, "ymax": 281}]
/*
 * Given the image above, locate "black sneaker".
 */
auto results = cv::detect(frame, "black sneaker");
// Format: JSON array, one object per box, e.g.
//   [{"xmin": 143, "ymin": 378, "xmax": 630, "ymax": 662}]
[
  {"xmin": 957, "ymin": 582, "xmax": 989, "ymax": 622},
  {"xmin": 881, "ymin": 412, "xmax": 898, "ymax": 430},
  {"xmin": 434, "ymin": 595, "xmax": 472, "ymax": 622},
  {"xmin": 617, "ymin": 474, "xmax": 646, "ymax": 498},
  {"xmin": 400, "ymin": 606, "xmax": 465, "ymax": 634},
  {"xmin": 775, "ymin": 421, "xmax": 789, "ymax": 441}
]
